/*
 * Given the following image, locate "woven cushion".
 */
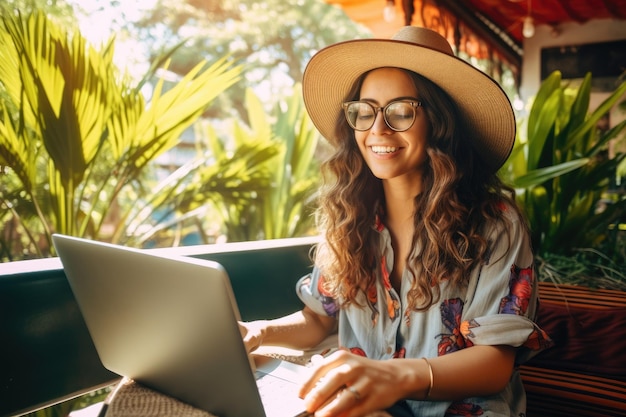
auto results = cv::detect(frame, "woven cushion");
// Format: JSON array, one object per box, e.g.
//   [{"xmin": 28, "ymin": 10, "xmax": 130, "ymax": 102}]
[
  {"xmin": 529, "ymin": 282, "xmax": 626, "ymax": 380},
  {"xmin": 519, "ymin": 282, "xmax": 626, "ymax": 416},
  {"xmin": 520, "ymin": 365, "xmax": 626, "ymax": 417}
]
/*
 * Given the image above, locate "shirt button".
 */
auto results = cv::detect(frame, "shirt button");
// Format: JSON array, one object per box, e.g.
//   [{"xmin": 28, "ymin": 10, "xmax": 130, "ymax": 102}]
[{"xmin": 386, "ymin": 347, "xmax": 392, "ymax": 354}]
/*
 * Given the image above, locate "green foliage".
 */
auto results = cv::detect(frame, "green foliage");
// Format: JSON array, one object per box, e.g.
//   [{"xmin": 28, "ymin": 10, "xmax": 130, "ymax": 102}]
[
  {"xmin": 117, "ymin": 0, "xmax": 371, "ymax": 120},
  {"xmin": 192, "ymin": 86, "xmax": 321, "ymax": 242},
  {"xmin": 260, "ymin": 85, "xmax": 321, "ymax": 240},
  {"xmin": 123, "ymin": 115, "xmax": 282, "ymax": 247},
  {"xmin": 500, "ymin": 71, "xmax": 626, "ymax": 287},
  {"xmin": 537, "ymin": 248, "xmax": 626, "ymax": 291},
  {"xmin": 24, "ymin": 387, "xmax": 111, "ymax": 417},
  {"xmin": 0, "ymin": 11, "xmax": 242, "ymax": 260},
  {"xmin": 0, "ymin": 0, "xmax": 76, "ymax": 26}
]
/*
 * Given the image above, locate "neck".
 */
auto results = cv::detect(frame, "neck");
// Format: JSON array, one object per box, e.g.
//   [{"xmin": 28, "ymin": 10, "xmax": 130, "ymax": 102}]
[{"xmin": 382, "ymin": 178, "xmax": 421, "ymax": 224}]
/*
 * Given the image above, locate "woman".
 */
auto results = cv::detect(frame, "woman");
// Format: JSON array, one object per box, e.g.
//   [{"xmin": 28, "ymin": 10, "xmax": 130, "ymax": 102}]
[{"xmin": 240, "ymin": 26, "xmax": 551, "ymax": 417}]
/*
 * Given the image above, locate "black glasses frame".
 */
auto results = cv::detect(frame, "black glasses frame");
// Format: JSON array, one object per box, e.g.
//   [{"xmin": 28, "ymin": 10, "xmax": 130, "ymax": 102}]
[{"xmin": 342, "ymin": 99, "xmax": 422, "ymax": 132}]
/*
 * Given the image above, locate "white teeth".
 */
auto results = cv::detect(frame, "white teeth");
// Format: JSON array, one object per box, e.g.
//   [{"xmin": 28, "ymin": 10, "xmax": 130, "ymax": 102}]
[{"xmin": 371, "ymin": 146, "xmax": 398, "ymax": 154}]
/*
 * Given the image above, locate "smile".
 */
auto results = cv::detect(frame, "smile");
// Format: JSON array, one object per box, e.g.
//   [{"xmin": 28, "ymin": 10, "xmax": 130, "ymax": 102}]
[{"xmin": 371, "ymin": 146, "xmax": 398, "ymax": 154}]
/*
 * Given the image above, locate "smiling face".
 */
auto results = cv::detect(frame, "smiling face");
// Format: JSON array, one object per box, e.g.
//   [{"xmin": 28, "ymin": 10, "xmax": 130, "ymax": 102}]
[{"xmin": 354, "ymin": 67, "xmax": 430, "ymax": 188}]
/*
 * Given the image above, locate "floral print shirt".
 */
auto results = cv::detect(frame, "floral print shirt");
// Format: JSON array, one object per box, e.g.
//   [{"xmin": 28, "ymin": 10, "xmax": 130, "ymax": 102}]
[{"xmin": 296, "ymin": 204, "xmax": 552, "ymax": 417}]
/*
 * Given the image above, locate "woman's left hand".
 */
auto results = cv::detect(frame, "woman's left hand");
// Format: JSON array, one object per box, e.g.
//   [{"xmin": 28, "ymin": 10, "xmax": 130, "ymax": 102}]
[{"xmin": 299, "ymin": 350, "xmax": 413, "ymax": 417}]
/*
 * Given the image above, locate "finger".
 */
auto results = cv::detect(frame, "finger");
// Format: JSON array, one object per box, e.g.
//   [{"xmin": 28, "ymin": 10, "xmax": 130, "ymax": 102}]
[
  {"xmin": 300, "ymin": 350, "xmax": 349, "ymax": 396},
  {"xmin": 344, "ymin": 386, "xmax": 362, "ymax": 402},
  {"xmin": 299, "ymin": 363, "xmax": 330, "ymax": 397},
  {"xmin": 238, "ymin": 323, "xmax": 261, "ymax": 353},
  {"xmin": 238, "ymin": 322, "xmax": 248, "ymax": 338},
  {"xmin": 314, "ymin": 385, "xmax": 365, "ymax": 417},
  {"xmin": 302, "ymin": 364, "xmax": 353, "ymax": 412}
]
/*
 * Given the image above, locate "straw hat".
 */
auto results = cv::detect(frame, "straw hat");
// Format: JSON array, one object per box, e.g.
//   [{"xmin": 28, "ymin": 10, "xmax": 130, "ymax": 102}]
[{"xmin": 302, "ymin": 26, "xmax": 515, "ymax": 172}]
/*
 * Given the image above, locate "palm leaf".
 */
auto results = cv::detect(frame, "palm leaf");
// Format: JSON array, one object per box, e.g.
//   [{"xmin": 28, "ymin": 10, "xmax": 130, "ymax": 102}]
[
  {"xmin": 565, "ymin": 78, "xmax": 626, "ymax": 151},
  {"xmin": 0, "ymin": 103, "xmax": 35, "ymax": 191},
  {"xmin": 124, "ymin": 57, "xmax": 241, "ymax": 172},
  {"xmin": 588, "ymin": 119, "xmax": 626, "ymax": 156},
  {"xmin": 513, "ymin": 159, "xmax": 590, "ymax": 189},
  {"xmin": 1, "ymin": 11, "xmax": 244, "ymax": 257},
  {"xmin": 505, "ymin": 70, "xmax": 626, "ymax": 258},
  {"xmin": 527, "ymin": 89, "xmax": 561, "ymax": 170}
]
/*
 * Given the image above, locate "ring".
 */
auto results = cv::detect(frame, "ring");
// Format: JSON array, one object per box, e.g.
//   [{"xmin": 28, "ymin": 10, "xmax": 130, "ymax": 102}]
[{"xmin": 345, "ymin": 386, "xmax": 362, "ymax": 401}]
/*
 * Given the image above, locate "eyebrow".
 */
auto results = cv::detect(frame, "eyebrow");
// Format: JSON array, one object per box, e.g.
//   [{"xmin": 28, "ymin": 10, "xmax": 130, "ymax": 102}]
[{"xmin": 359, "ymin": 96, "xmax": 420, "ymax": 105}]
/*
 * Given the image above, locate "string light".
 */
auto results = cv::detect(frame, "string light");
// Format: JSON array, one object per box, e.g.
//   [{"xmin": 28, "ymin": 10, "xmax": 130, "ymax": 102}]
[
  {"xmin": 522, "ymin": 0, "xmax": 535, "ymax": 38},
  {"xmin": 522, "ymin": 16, "xmax": 535, "ymax": 38}
]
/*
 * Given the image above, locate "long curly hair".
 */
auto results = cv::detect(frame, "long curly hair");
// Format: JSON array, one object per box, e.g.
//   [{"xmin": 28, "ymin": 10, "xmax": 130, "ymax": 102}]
[{"xmin": 314, "ymin": 68, "xmax": 524, "ymax": 311}]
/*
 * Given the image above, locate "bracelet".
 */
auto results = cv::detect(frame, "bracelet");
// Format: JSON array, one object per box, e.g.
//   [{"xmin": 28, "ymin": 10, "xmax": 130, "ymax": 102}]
[{"xmin": 422, "ymin": 357, "xmax": 434, "ymax": 399}]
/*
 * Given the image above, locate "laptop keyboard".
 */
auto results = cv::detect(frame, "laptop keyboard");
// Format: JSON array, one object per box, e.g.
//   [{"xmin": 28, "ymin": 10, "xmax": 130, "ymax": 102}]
[{"xmin": 256, "ymin": 372, "xmax": 312, "ymax": 417}]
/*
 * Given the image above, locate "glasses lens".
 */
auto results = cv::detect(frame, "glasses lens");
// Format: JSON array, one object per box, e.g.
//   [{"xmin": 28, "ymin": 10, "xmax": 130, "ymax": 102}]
[
  {"xmin": 385, "ymin": 101, "xmax": 416, "ymax": 131},
  {"xmin": 345, "ymin": 102, "xmax": 375, "ymax": 131}
]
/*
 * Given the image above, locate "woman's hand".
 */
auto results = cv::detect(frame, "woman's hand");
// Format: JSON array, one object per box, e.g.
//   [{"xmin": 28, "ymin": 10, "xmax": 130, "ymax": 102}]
[
  {"xmin": 299, "ymin": 350, "xmax": 420, "ymax": 417},
  {"xmin": 239, "ymin": 308, "xmax": 337, "ymax": 353},
  {"xmin": 238, "ymin": 320, "xmax": 267, "ymax": 354}
]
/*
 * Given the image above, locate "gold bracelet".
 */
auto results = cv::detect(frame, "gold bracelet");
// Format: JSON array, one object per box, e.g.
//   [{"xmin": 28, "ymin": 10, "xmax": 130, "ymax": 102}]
[{"xmin": 422, "ymin": 357, "xmax": 434, "ymax": 399}]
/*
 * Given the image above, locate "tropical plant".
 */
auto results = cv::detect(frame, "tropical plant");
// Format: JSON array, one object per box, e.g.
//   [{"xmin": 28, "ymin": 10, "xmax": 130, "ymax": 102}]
[
  {"xmin": 500, "ymin": 70, "xmax": 626, "ymax": 288},
  {"xmin": 1, "ymin": 0, "xmax": 76, "ymax": 27},
  {"xmin": 191, "ymin": 86, "xmax": 322, "ymax": 243},
  {"xmin": 0, "ymin": 11, "xmax": 244, "ymax": 261},
  {"xmin": 23, "ymin": 387, "xmax": 110, "ymax": 417},
  {"xmin": 97, "ymin": 0, "xmax": 372, "ymax": 121},
  {"xmin": 121, "ymin": 116, "xmax": 283, "ymax": 247},
  {"xmin": 255, "ymin": 85, "xmax": 321, "ymax": 240}
]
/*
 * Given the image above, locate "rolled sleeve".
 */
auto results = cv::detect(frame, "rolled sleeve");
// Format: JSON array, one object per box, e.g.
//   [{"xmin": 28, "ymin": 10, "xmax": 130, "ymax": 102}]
[
  {"xmin": 461, "ymin": 314, "xmax": 552, "ymax": 363},
  {"xmin": 296, "ymin": 267, "xmax": 340, "ymax": 317},
  {"xmin": 460, "ymin": 208, "xmax": 553, "ymax": 362}
]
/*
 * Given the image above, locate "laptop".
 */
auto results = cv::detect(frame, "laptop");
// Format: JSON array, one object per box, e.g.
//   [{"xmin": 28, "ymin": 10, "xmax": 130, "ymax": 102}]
[{"xmin": 52, "ymin": 234, "xmax": 313, "ymax": 417}]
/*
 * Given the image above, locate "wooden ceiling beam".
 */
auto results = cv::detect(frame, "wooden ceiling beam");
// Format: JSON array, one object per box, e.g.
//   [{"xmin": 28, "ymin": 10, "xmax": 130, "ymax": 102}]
[{"xmin": 433, "ymin": 0, "xmax": 522, "ymax": 70}]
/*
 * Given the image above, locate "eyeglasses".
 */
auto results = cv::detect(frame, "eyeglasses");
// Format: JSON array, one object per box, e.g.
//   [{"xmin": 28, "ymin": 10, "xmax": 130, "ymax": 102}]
[{"xmin": 342, "ymin": 99, "xmax": 422, "ymax": 132}]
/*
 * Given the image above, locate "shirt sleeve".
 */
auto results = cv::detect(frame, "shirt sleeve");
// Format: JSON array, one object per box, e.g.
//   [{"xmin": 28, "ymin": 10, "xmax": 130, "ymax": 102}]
[
  {"xmin": 459, "ymin": 206, "xmax": 553, "ymax": 364},
  {"xmin": 296, "ymin": 267, "xmax": 340, "ymax": 317}
]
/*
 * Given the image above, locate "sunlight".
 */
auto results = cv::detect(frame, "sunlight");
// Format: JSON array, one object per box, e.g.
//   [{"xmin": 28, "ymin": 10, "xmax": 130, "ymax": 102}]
[{"xmin": 68, "ymin": 0, "xmax": 157, "ymax": 80}]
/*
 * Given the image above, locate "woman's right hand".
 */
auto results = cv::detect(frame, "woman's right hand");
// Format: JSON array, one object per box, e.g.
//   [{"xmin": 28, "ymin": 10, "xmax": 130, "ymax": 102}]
[
  {"xmin": 238, "ymin": 320, "xmax": 268, "ymax": 353},
  {"xmin": 239, "ymin": 308, "xmax": 337, "ymax": 354}
]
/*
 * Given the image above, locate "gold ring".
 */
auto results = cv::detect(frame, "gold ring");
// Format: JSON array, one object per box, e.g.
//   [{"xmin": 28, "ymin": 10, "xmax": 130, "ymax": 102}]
[{"xmin": 346, "ymin": 386, "xmax": 361, "ymax": 401}]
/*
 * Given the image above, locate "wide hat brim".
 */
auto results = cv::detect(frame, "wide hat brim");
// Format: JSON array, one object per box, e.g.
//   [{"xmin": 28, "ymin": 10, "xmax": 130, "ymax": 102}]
[{"xmin": 302, "ymin": 26, "xmax": 515, "ymax": 173}]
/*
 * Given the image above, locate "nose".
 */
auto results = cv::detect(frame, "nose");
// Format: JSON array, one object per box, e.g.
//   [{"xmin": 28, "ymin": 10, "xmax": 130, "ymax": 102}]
[{"xmin": 370, "ymin": 108, "xmax": 392, "ymax": 134}]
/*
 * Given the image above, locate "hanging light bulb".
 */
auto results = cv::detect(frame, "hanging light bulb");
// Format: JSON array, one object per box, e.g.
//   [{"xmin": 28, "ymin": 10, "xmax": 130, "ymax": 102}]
[
  {"xmin": 522, "ymin": 16, "xmax": 535, "ymax": 38},
  {"xmin": 383, "ymin": 0, "xmax": 396, "ymax": 22},
  {"xmin": 522, "ymin": 0, "xmax": 535, "ymax": 38}
]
